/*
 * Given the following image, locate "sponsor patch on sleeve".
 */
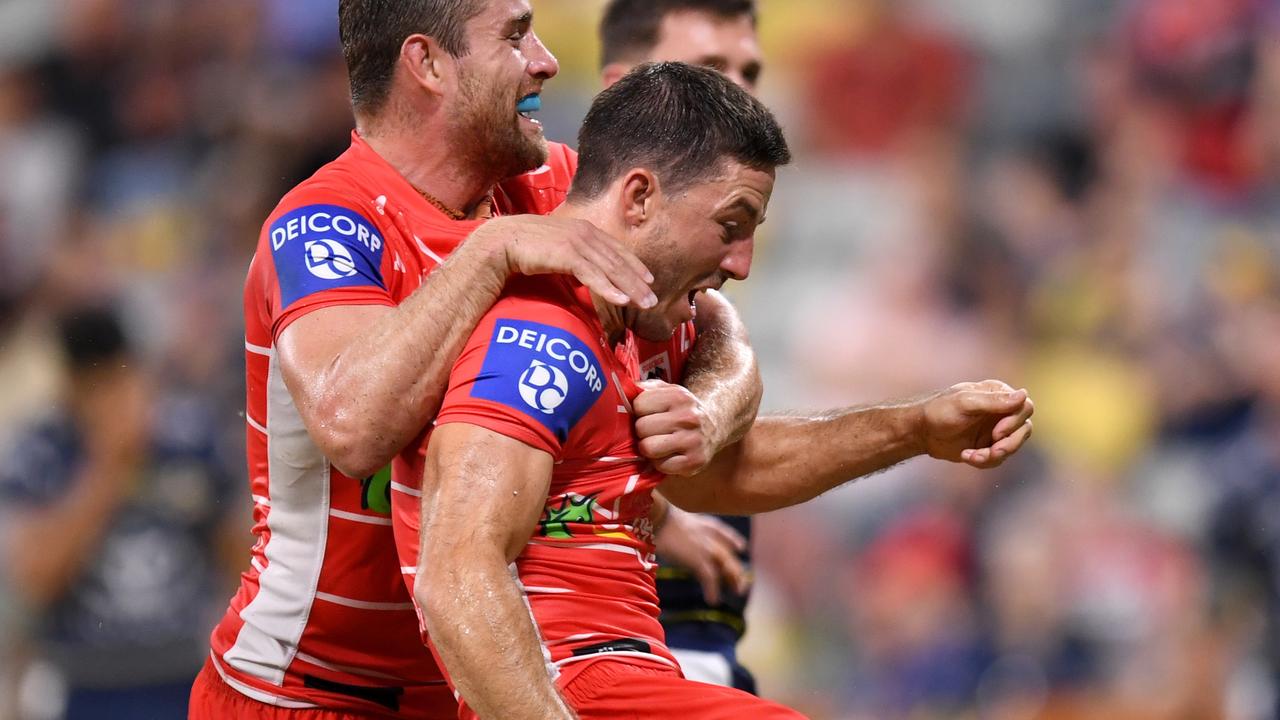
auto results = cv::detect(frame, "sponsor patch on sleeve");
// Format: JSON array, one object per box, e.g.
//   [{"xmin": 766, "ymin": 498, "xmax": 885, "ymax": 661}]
[
  {"xmin": 269, "ymin": 204, "xmax": 386, "ymax": 307},
  {"xmin": 471, "ymin": 319, "xmax": 606, "ymax": 442}
]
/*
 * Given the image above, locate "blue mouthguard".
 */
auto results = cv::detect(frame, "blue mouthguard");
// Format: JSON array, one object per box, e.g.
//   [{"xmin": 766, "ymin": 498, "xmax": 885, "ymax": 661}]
[{"xmin": 517, "ymin": 94, "xmax": 542, "ymax": 113}]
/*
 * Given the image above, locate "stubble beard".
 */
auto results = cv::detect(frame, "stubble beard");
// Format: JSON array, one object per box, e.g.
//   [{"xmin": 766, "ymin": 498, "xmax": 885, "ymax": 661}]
[{"xmin": 450, "ymin": 68, "xmax": 548, "ymax": 185}]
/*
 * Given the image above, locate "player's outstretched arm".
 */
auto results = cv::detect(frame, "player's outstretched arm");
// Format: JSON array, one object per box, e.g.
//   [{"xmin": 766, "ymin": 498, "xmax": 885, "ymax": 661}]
[
  {"xmin": 635, "ymin": 290, "xmax": 761, "ymax": 476},
  {"xmin": 278, "ymin": 215, "xmax": 655, "ymax": 479},
  {"xmin": 413, "ymin": 423, "xmax": 578, "ymax": 720},
  {"xmin": 658, "ymin": 380, "xmax": 1035, "ymax": 515}
]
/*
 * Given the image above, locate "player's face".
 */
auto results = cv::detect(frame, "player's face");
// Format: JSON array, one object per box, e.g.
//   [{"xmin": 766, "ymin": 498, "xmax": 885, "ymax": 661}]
[
  {"xmin": 631, "ymin": 162, "xmax": 775, "ymax": 342},
  {"xmin": 449, "ymin": 0, "xmax": 559, "ymax": 179},
  {"xmin": 647, "ymin": 11, "xmax": 763, "ymax": 95}
]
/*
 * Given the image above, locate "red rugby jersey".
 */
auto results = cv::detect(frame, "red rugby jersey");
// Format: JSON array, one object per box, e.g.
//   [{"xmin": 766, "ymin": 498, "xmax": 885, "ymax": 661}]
[
  {"xmin": 392, "ymin": 275, "xmax": 686, "ymax": 718},
  {"xmin": 211, "ymin": 132, "xmax": 584, "ymax": 717}
]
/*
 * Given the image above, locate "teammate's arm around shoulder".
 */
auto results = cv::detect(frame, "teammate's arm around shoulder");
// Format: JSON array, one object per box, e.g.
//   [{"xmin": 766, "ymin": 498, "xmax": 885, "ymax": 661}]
[
  {"xmin": 634, "ymin": 290, "xmax": 761, "ymax": 476},
  {"xmin": 413, "ymin": 424, "xmax": 576, "ymax": 720},
  {"xmin": 276, "ymin": 210, "xmax": 653, "ymax": 479}
]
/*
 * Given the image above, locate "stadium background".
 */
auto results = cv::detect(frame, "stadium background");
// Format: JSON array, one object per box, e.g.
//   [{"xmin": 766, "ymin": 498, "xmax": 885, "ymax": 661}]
[{"xmin": 1, "ymin": 0, "xmax": 1278, "ymax": 718}]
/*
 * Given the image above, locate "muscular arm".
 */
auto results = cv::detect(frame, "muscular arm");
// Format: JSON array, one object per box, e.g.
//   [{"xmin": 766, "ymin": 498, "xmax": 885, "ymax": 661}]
[
  {"xmin": 659, "ymin": 383, "xmax": 1035, "ymax": 515},
  {"xmin": 413, "ymin": 424, "xmax": 576, "ymax": 720},
  {"xmin": 279, "ymin": 217, "xmax": 654, "ymax": 479},
  {"xmin": 638, "ymin": 291, "xmax": 761, "ymax": 475}
]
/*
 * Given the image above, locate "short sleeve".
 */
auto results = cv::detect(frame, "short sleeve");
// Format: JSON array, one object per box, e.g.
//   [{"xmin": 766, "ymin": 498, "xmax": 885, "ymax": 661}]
[
  {"xmin": 261, "ymin": 193, "xmax": 395, "ymax": 336},
  {"xmin": 435, "ymin": 292, "xmax": 608, "ymax": 457}
]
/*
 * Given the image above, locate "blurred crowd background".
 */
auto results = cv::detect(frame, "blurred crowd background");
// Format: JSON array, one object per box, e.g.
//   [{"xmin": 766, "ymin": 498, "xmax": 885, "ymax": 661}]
[{"xmin": 0, "ymin": 0, "xmax": 1278, "ymax": 718}]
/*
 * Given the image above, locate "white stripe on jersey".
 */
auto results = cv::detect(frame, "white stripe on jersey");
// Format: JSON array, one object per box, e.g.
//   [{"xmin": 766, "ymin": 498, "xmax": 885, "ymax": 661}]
[
  {"xmin": 294, "ymin": 651, "xmax": 408, "ymax": 683},
  {"xmin": 517, "ymin": 585, "xmax": 573, "ymax": 594},
  {"xmin": 224, "ymin": 355, "xmax": 330, "ymax": 686},
  {"xmin": 315, "ymin": 592, "xmax": 415, "ymax": 612},
  {"xmin": 527, "ymin": 538, "xmax": 657, "ymax": 571},
  {"xmin": 391, "ymin": 481, "xmax": 422, "ymax": 498},
  {"xmin": 245, "ymin": 340, "xmax": 274, "ymax": 357},
  {"xmin": 329, "ymin": 508, "xmax": 393, "ymax": 526},
  {"xmin": 246, "ymin": 414, "xmax": 268, "ymax": 436}
]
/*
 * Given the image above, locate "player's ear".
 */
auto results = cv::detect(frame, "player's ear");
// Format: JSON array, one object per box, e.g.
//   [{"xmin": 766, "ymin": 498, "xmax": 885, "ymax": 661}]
[
  {"xmin": 401, "ymin": 34, "xmax": 450, "ymax": 97},
  {"xmin": 618, "ymin": 168, "xmax": 659, "ymax": 229},
  {"xmin": 600, "ymin": 63, "xmax": 630, "ymax": 90}
]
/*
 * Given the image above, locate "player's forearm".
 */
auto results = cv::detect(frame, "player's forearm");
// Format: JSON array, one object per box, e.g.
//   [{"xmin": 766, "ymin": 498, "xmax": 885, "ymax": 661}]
[
  {"xmin": 684, "ymin": 291, "xmax": 761, "ymax": 448},
  {"xmin": 302, "ymin": 239, "xmax": 508, "ymax": 477},
  {"xmin": 664, "ymin": 401, "xmax": 925, "ymax": 515},
  {"xmin": 417, "ymin": 553, "xmax": 576, "ymax": 720},
  {"xmin": 4, "ymin": 462, "xmax": 130, "ymax": 605}
]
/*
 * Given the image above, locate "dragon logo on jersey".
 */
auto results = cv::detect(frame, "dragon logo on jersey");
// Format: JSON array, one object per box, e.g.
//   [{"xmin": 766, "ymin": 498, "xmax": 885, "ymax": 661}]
[
  {"xmin": 518, "ymin": 360, "xmax": 568, "ymax": 414},
  {"xmin": 304, "ymin": 239, "xmax": 358, "ymax": 280},
  {"xmin": 540, "ymin": 493, "xmax": 599, "ymax": 539},
  {"xmin": 472, "ymin": 319, "xmax": 605, "ymax": 442}
]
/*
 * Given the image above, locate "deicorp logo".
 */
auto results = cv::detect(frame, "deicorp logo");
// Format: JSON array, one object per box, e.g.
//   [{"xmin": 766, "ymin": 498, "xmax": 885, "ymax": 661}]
[
  {"xmin": 303, "ymin": 239, "xmax": 358, "ymax": 280},
  {"xmin": 472, "ymin": 319, "xmax": 604, "ymax": 442},
  {"xmin": 270, "ymin": 204, "xmax": 385, "ymax": 306},
  {"xmin": 519, "ymin": 360, "xmax": 569, "ymax": 414}
]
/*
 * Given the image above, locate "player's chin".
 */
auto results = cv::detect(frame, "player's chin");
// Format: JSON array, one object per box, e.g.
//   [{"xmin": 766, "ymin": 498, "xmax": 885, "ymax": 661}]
[{"xmin": 633, "ymin": 314, "xmax": 679, "ymax": 343}]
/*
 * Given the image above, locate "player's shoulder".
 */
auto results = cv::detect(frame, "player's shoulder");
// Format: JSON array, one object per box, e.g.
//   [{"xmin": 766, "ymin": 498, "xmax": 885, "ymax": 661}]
[
  {"xmin": 486, "ymin": 276, "xmax": 597, "ymax": 338},
  {"xmin": 459, "ymin": 276, "xmax": 609, "ymax": 441},
  {"xmin": 495, "ymin": 142, "xmax": 578, "ymax": 215}
]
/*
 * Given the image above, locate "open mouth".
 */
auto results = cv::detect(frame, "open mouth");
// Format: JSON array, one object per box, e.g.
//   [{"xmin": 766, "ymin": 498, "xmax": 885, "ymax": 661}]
[{"xmin": 517, "ymin": 93, "xmax": 542, "ymax": 126}]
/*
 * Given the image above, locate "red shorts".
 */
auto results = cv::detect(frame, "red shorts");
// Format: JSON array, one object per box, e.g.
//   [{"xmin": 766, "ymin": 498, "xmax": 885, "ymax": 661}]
[
  {"xmin": 560, "ymin": 660, "xmax": 806, "ymax": 719},
  {"xmin": 189, "ymin": 658, "xmax": 455, "ymax": 720}
]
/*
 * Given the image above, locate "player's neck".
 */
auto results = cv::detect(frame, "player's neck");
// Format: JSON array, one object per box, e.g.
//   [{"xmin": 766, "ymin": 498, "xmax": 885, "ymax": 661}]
[
  {"xmin": 358, "ymin": 126, "xmax": 495, "ymax": 218},
  {"xmin": 553, "ymin": 203, "xmax": 633, "ymax": 345}
]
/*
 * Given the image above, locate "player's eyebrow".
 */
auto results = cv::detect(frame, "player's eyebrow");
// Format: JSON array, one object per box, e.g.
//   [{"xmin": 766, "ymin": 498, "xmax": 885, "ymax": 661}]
[
  {"xmin": 720, "ymin": 197, "xmax": 764, "ymax": 224},
  {"xmin": 503, "ymin": 11, "xmax": 533, "ymax": 35}
]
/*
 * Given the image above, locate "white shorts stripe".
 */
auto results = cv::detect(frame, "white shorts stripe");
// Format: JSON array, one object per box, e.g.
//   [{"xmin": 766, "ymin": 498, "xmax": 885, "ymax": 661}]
[
  {"xmin": 251, "ymin": 494, "xmax": 271, "ymax": 507},
  {"xmin": 553, "ymin": 650, "xmax": 677, "ymax": 671}
]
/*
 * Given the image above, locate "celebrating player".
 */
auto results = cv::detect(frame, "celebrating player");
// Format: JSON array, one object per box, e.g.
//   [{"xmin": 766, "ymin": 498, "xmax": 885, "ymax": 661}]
[
  {"xmin": 191, "ymin": 1, "xmax": 764, "ymax": 718},
  {"xmin": 397, "ymin": 62, "xmax": 1034, "ymax": 720},
  {"xmin": 598, "ymin": 0, "xmax": 767, "ymax": 691}
]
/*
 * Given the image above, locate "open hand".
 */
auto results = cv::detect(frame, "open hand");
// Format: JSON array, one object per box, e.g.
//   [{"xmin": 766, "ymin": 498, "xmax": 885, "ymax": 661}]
[
  {"xmin": 655, "ymin": 506, "xmax": 750, "ymax": 605},
  {"xmin": 474, "ymin": 214, "xmax": 657, "ymax": 309}
]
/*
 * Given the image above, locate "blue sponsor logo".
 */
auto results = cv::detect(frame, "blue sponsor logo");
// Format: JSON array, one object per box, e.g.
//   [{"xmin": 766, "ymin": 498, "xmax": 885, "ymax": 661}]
[
  {"xmin": 472, "ymin": 319, "xmax": 605, "ymax": 442},
  {"xmin": 270, "ymin": 204, "xmax": 385, "ymax": 307}
]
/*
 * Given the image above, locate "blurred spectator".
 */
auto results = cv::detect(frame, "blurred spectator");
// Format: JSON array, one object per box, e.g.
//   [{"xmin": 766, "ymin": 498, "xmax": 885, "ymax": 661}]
[{"xmin": 0, "ymin": 305, "xmax": 240, "ymax": 720}]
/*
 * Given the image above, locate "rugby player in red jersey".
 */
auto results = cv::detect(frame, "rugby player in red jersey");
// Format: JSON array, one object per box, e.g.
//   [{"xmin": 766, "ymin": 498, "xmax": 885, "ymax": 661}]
[
  {"xmin": 399, "ymin": 63, "xmax": 1034, "ymax": 720},
  {"xmin": 191, "ymin": 1, "xmax": 765, "ymax": 718}
]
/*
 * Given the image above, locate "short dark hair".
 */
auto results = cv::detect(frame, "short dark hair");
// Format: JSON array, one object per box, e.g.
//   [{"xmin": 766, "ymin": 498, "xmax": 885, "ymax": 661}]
[
  {"xmin": 600, "ymin": 0, "xmax": 757, "ymax": 68},
  {"xmin": 570, "ymin": 62, "xmax": 790, "ymax": 201},
  {"xmin": 57, "ymin": 305, "xmax": 129, "ymax": 370},
  {"xmin": 338, "ymin": 0, "xmax": 483, "ymax": 114}
]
